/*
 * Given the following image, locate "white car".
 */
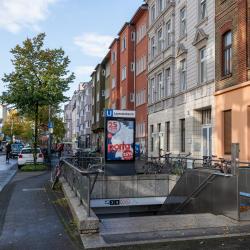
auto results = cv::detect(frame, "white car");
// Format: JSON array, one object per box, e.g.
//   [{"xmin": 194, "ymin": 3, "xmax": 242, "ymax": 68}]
[{"xmin": 18, "ymin": 147, "xmax": 44, "ymax": 168}]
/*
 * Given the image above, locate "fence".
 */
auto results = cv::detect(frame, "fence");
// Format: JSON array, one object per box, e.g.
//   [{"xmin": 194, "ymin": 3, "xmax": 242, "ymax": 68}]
[{"xmin": 62, "ymin": 157, "xmax": 104, "ymax": 216}]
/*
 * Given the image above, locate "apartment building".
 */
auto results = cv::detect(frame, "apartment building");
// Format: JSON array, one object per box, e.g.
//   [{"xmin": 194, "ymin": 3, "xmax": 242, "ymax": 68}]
[
  {"xmin": 64, "ymin": 102, "xmax": 72, "ymax": 143},
  {"xmin": 0, "ymin": 104, "xmax": 7, "ymax": 135},
  {"xmin": 91, "ymin": 64, "xmax": 105, "ymax": 152},
  {"xmin": 102, "ymin": 51, "xmax": 111, "ymax": 109},
  {"xmin": 78, "ymin": 82, "xmax": 92, "ymax": 149},
  {"xmin": 118, "ymin": 23, "xmax": 136, "ymax": 110},
  {"xmin": 64, "ymin": 82, "xmax": 92, "ymax": 150},
  {"xmin": 215, "ymin": 0, "xmax": 250, "ymax": 161},
  {"xmin": 109, "ymin": 39, "xmax": 121, "ymax": 109},
  {"xmin": 131, "ymin": 4, "xmax": 149, "ymax": 154},
  {"xmin": 147, "ymin": 0, "xmax": 215, "ymax": 158}
]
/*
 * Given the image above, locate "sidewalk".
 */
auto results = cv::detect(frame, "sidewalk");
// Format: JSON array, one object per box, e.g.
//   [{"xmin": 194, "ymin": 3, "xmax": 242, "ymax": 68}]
[
  {"xmin": 0, "ymin": 170, "xmax": 83, "ymax": 250},
  {"xmin": 0, "ymin": 155, "xmax": 17, "ymax": 192}
]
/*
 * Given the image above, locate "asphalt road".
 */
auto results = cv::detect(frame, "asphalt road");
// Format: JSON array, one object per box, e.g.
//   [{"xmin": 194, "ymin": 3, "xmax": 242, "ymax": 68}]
[{"xmin": 0, "ymin": 171, "xmax": 83, "ymax": 250}]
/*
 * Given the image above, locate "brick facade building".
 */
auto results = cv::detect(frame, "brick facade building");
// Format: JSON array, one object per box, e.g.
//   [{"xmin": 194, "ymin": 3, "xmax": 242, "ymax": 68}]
[
  {"xmin": 215, "ymin": 0, "xmax": 250, "ymax": 161},
  {"xmin": 131, "ymin": 4, "xmax": 148, "ymax": 154},
  {"xmin": 109, "ymin": 39, "xmax": 121, "ymax": 109},
  {"xmin": 118, "ymin": 23, "xmax": 136, "ymax": 110}
]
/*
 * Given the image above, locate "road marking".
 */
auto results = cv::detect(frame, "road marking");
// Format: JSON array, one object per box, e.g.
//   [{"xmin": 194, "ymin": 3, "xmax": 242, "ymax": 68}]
[{"xmin": 22, "ymin": 188, "xmax": 45, "ymax": 192}]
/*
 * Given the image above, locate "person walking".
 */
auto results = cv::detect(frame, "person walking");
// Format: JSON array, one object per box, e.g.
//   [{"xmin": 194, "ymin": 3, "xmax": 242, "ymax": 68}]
[
  {"xmin": 57, "ymin": 143, "xmax": 64, "ymax": 159},
  {"xmin": 5, "ymin": 142, "xmax": 11, "ymax": 164}
]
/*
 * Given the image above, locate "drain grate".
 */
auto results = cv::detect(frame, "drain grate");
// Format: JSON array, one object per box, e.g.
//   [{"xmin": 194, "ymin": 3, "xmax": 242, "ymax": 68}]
[{"xmin": 22, "ymin": 188, "xmax": 45, "ymax": 192}]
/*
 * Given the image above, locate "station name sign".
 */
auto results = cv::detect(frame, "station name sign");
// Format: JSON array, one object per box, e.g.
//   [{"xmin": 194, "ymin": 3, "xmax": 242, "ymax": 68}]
[{"xmin": 105, "ymin": 109, "xmax": 135, "ymax": 118}]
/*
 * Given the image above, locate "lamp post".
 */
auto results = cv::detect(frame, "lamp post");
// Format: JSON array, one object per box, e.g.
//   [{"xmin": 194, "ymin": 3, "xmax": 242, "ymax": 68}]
[{"xmin": 48, "ymin": 106, "xmax": 53, "ymax": 169}]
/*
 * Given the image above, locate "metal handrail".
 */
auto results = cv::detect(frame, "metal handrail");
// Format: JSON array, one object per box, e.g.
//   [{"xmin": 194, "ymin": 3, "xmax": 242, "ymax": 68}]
[{"xmin": 62, "ymin": 158, "xmax": 104, "ymax": 217}]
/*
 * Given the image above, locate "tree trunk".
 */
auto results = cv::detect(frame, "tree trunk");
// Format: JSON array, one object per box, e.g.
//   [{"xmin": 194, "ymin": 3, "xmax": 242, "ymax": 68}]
[{"xmin": 34, "ymin": 102, "xmax": 39, "ymax": 165}]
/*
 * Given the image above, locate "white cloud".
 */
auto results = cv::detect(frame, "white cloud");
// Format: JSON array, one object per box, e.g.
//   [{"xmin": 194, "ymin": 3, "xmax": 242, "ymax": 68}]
[
  {"xmin": 74, "ymin": 65, "xmax": 95, "ymax": 78},
  {"xmin": 0, "ymin": 0, "xmax": 57, "ymax": 33},
  {"xmin": 74, "ymin": 33, "xmax": 113, "ymax": 58}
]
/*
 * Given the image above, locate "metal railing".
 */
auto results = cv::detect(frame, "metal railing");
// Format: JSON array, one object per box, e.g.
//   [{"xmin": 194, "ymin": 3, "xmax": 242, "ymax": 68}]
[
  {"xmin": 140, "ymin": 154, "xmax": 236, "ymax": 175},
  {"xmin": 62, "ymin": 157, "xmax": 104, "ymax": 217}
]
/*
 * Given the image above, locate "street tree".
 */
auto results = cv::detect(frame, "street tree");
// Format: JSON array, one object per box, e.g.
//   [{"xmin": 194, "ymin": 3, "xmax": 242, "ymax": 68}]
[
  {"xmin": 2, "ymin": 110, "xmax": 33, "ymax": 142},
  {"xmin": 1, "ymin": 33, "xmax": 75, "ymax": 164}
]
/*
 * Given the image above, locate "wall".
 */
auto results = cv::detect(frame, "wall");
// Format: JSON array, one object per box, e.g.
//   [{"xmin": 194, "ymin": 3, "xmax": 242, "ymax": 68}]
[
  {"xmin": 215, "ymin": 82, "xmax": 250, "ymax": 161},
  {"xmin": 91, "ymin": 174, "xmax": 179, "ymax": 199}
]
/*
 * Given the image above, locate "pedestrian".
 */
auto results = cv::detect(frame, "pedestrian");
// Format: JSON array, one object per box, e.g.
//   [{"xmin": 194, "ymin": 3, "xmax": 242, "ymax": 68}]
[
  {"xmin": 57, "ymin": 143, "xmax": 64, "ymax": 158},
  {"xmin": 5, "ymin": 142, "xmax": 11, "ymax": 164}
]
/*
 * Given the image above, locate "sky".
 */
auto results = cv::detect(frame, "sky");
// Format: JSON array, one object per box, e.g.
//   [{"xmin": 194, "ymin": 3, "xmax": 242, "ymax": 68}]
[{"xmin": 0, "ymin": 0, "xmax": 143, "ymax": 99}]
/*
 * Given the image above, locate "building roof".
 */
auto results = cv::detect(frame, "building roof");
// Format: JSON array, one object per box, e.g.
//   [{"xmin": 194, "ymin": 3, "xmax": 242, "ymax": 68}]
[
  {"xmin": 109, "ymin": 38, "xmax": 119, "ymax": 49},
  {"xmin": 118, "ymin": 22, "xmax": 130, "ymax": 36},
  {"xmin": 101, "ymin": 50, "xmax": 111, "ymax": 65},
  {"xmin": 130, "ymin": 4, "xmax": 148, "ymax": 25}
]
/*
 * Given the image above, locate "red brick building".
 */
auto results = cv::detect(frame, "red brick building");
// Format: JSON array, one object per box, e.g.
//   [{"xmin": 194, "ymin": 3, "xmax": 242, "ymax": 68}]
[
  {"xmin": 118, "ymin": 23, "xmax": 136, "ymax": 111},
  {"xmin": 215, "ymin": 0, "xmax": 250, "ymax": 161},
  {"xmin": 109, "ymin": 38, "xmax": 120, "ymax": 109},
  {"xmin": 131, "ymin": 4, "xmax": 148, "ymax": 154}
]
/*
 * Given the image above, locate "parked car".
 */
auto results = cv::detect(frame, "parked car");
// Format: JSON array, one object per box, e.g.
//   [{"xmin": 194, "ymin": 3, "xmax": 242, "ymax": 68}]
[
  {"xmin": 18, "ymin": 147, "xmax": 44, "ymax": 169},
  {"xmin": 10, "ymin": 143, "xmax": 24, "ymax": 158}
]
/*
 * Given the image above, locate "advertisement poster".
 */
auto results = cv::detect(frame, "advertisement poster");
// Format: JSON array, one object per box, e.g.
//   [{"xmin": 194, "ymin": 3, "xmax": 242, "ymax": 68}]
[{"xmin": 106, "ymin": 119, "xmax": 135, "ymax": 161}]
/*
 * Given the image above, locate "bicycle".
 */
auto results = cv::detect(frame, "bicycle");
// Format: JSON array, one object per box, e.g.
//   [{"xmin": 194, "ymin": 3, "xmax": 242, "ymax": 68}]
[
  {"xmin": 203, "ymin": 155, "xmax": 217, "ymax": 168},
  {"xmin": 143, "ymin": 157, "xmax": 163, "ymax": 174},
  {"xmin": 51, "ymin": 161, "xmax": 63, "ymax": 190},
  {"xmin": 172, "ymin": 152, "xmax": 191, "ymax": 175},
  {"xmin": 214, "ymin": 157, "xmax": 231, "ymax": 174}
]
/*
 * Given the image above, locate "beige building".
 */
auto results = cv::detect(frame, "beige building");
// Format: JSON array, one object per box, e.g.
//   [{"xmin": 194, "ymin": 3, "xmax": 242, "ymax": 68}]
[{"xmin": 147, "ymin": 0, "xmax": 215, "ymax": 158}]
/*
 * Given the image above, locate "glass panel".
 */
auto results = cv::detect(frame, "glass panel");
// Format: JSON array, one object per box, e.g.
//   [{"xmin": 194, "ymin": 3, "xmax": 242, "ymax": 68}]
[{"xmin": 203, "ymin": 127, "xmax": 208, "ymax": 156}]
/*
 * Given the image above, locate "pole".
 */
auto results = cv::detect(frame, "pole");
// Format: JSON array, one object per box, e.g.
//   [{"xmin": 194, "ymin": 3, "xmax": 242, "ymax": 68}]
[{"xmin": 48, "ymin": 105, "xmax": 51, "ymax": 170}]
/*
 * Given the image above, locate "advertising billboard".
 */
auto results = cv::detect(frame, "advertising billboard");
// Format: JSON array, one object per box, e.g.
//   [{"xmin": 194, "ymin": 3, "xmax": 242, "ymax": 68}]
[{"xmin": 105, "ymin": 113, "xmax": 135, "ymax": 162}]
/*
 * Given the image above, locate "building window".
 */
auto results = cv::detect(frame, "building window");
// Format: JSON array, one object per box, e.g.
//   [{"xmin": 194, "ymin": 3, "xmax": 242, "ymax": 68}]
[
  {"xmin": 150, "ymin": 125, "xmax": 154, "ymax": 152},
  {"xmin": 158, "ymin": 123, "xmax": 162, "ymax": 155},
  {"xmin": 157, "ymin": 72, "xmax": 163, "ymax": 100},
  {"xmin": 121, "ymin": 36, "xmax": 126, "ymax": 51},
  {"xmin": 121, "ymin": 66, "xmax": 127, "ymax": 81},
  {"xmin": 166, "ymin": 121, "xmax": 170, "ymax": 152},
  {"xmin": 180, "ymin": 59, "xmax": 187, "ymax": 91},
  {"xmin": 158, "ymin": 28, "xmax": 163, "ymax": 53},
  {"xmin": 151, "ymin": 36, "xmax": 156, "ymax": 58},
  {"xmin": 165, "ymin": 67, "xmax": 171, "ymax": 96},
  {"xmin": 180, "ymin": 119, "xmax": 185, "ymax": 152},
  {"xmin": 180, "ymin": 7, "xmax": 186, "ymax": 37},
  {"xmin": 199, "ymin": 47, "xmax": 207, "ymax": 83},
  {"xmin": 224, "ymin": 110, "xmax": 232, "ymax": 154},
  {"xmin": 166, "ymin": 20, "xmax": 171, "ymax": 47},
  {"xmin": 136, "ymin": 55, "xmax": 147, "ymax": 75},
  {"xmin": 121, "ymin": 96, "xmax": 126, "ymax": 109},
  {"xmin": 158, "ymin": 0, "xmax": 164, "ymax": 14},
  {"xmin": 202, "ymin": 109, "xmax": 211, "ymax": 125},
  {"xmin": 223, "ymin": 31, "xmax": 232, "ymax": 76},
  {"xmin": 136, "ymin": 24, "xmax": 147, "ymax": 43},
  {"xmin": 151, "ymin": 4, "xmax": 156, "ymax": 23},
  {"xmin": 111, "ymin": 51, "xmax": 116, "ymax": 64},
  {"xmin": 150, "ymin": 78, "xmax": 155, "ymax": 104},
  {"xmin": 96, "ymin": 112, "xmax": 99, "ymax": 122},
  {"xmin": 112, "ymin": 77, "xmax": 116, "ymax": 88},
  {"xmin": 199, "ymin": 0, "xmax": 207, "ymax": 21}
]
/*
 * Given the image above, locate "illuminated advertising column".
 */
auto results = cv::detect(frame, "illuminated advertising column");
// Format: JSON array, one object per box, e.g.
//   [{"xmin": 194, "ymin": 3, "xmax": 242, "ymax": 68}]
[{"xmin": 104, "ymin": 109, "xmax": 135, "ymax": 162}]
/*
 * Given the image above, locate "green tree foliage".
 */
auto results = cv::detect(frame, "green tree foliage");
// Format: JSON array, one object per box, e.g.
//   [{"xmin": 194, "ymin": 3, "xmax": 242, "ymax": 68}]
[
  {"xmin": 2, "ymin": 110, "xmax": 33, "ymax": 142},
  {"xmin": 37, "ymin": 105, "xmax": 66, "ymax": 142},
  {"xmin": 1, "ymin": 33, "xmax": 74, "ymax": 163}
]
